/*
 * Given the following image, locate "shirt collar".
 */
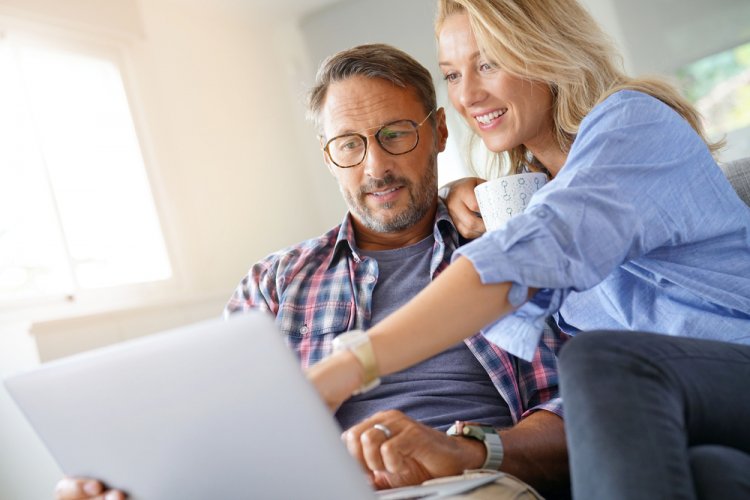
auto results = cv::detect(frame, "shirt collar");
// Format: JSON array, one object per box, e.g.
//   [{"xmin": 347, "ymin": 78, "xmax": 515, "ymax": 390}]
[{"xmin": 327, "ymin": 199, "xmax": 459, "ymax": 269}]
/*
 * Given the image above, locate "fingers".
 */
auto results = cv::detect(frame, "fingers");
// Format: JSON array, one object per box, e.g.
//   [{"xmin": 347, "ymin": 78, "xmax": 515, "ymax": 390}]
[
  {"xmin": 55, "ymin": 478, "xmax": 102, "ymax": 500},
  {"xmin": 461, "ymin": 182, "xmax": 482, "ymax": 214},
  {"xmin": 456, "ymin": 212, "xmax": 486, "ymax": 239},
  {"xmin": 344, "ymin": 411, "xmax": 466, "ymax": 490},
  {"xmin": 343, "ymin": 411, "xmax": 427, "ymax": 476},
  {"xmin": 344, "ymin": 418, "xmax": 391, "ymax": 472},
  {"xmin": 360, "ymin": 425, "xmax": 392, "ymax": 472},
  {"xmin": 343, "ymin": 410, "xmax": 405, "ymax": 473},
  {"xmin": 55, "ymin": 477, "xmax": 126, "ymax": 500},
  {"xmin": 444, "ymin": 177, "xmax": 487, "ymax": 239}
]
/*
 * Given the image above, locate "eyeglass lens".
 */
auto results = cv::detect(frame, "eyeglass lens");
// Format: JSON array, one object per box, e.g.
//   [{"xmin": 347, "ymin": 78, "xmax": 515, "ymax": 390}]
[{"xmin": 327, "ymin": 120, "xmax": 419, "ymax": 168}]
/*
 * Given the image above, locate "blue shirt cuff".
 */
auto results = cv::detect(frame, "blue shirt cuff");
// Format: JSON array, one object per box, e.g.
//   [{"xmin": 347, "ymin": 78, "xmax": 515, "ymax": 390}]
[{"xmin": 480, "ymin": 288, "xmax": 563, "ymax": 360}]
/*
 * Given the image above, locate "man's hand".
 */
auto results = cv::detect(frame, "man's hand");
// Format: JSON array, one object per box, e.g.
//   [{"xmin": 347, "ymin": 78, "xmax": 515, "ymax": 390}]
[
  {"xmin": 54, "ymin": 477, "xmax": 126, "ymax": 500},
  {"xmin": 342, "ymin": 410, "xmax": 485, "ymax": 490},
  {"xmin": 442, "ymin": 177, "xmax": 486, "ymax": 239}
]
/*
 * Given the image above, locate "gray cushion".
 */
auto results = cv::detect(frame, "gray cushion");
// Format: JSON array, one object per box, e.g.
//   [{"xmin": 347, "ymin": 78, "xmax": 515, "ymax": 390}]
[{"xmin": 720, "ymin": 157, "xmax": 750, "ymax": 208}]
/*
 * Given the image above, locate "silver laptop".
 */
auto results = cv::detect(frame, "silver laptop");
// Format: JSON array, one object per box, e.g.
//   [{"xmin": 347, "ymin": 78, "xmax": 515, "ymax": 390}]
[{"xmin": 4, "ymin": 312, "xmax": 500, "ymax": 499}]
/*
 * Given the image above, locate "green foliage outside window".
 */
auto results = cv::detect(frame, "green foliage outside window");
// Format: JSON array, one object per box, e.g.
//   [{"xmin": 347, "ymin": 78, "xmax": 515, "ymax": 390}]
[{"xmin": 677, "ymin": 41, "xmax": 750, "ymax": 137}]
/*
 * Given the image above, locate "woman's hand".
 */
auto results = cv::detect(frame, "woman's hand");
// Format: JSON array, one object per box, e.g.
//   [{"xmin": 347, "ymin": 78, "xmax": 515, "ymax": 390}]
[
  {"xmin": 306, "ymin": 350, "xmax": 364, "ymax": 412},
  {"xmin": 442, "ymin": 177, "xmax": 486, "ymax": 239}
]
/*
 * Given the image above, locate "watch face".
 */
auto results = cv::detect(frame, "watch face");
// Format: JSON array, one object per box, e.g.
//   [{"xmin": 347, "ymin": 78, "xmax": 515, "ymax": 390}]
[{"xmin": 447, "ymin": 422, "xmax": 504, "ymax": 470}]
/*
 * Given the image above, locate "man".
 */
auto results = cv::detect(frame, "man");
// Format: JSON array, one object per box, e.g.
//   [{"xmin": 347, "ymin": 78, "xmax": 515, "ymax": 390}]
[{"xmin": 56, "ymin": 44, "xmax": 568, "ymax": 500}]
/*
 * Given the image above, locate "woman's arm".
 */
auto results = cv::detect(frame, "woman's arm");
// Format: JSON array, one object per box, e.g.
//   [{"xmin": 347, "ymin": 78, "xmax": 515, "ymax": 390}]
[{"xmin": 309, "ymin": 256, "xmax": 533, "ymax": 409}]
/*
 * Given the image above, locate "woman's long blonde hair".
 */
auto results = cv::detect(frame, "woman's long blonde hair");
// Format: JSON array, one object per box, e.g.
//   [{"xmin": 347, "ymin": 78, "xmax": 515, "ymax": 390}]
[{"xmin": 436, "ymin": 0, "xmax": 723, "ymax": 176}]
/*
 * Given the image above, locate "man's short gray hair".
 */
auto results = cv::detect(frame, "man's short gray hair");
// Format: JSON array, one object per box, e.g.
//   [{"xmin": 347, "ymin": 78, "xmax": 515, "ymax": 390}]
[{"xmin": 307, "ymin": 43, "xmax": 437, "ymax": 137}]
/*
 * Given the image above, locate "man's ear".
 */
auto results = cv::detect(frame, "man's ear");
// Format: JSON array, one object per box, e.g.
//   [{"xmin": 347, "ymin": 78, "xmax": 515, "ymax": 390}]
[
  {"xmin": 319, "ymin": 137, "xmax": 337, "ymax": 177},
  {"xmin": 324, "ymin": 158, "xmax": 337, "ymax": 177},
  {"xmin": 434, "ymin": 107, "xmax": 449, "ymax": 152}
]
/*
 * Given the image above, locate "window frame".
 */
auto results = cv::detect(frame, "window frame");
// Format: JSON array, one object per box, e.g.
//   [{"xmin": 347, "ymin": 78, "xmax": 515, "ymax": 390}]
[{"xmin": 0, "ymin": 16, "xmax": 183, "ymax": 322}]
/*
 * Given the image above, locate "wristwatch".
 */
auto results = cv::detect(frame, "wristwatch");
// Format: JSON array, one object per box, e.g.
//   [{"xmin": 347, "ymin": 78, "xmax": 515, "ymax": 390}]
[
  {"xmin": 332, "ymin": 330, "xmax": 380, "ymax": 394},
  {"xmin": 446, "ymin": 421, "xmax": 504, "ymax": 470}
]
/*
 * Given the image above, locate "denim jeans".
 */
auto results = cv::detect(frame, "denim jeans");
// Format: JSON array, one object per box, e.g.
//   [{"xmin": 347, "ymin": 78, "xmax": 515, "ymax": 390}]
[{"xmin": 559, "ymin": 331, "xmax": 750, "ymax": 500}]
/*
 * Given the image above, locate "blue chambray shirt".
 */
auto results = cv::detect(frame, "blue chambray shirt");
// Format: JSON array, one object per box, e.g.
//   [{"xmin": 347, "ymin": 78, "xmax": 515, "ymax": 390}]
[{"xmin": 457, "ymin": 90, "xmax": 750, "ymax": 361}]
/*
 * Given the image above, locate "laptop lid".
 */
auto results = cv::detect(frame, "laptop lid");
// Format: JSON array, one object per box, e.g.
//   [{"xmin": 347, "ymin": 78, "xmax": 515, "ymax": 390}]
[{"xmin": 4, "ymin": 312, "xmax": 375, "ymax": 500}]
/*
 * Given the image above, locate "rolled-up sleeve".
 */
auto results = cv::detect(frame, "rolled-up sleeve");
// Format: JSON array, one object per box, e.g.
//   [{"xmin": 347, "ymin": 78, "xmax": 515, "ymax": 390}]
[{"xmin": 223, "ymin": 258, "xmax": 280, "ymax": 318}]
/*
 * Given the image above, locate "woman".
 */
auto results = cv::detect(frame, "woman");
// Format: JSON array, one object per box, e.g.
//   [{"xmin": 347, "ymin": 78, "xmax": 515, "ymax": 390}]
[{"xmin": 310, "ymin": 0, "xmax": 750, "ymax": 498}]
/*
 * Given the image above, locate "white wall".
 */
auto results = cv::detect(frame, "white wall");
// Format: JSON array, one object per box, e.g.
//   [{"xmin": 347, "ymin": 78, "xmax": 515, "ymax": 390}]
[
  {"xmin": 0, "ymin": 1, "xmax": 336, "ymax": 498},
  {"xmin": 612, "ymin": 0, "xmax": 750, "ymax": 75},
  {"xmin": 130, "ymin": 0, "xmax": 334, "ymax": 294}
]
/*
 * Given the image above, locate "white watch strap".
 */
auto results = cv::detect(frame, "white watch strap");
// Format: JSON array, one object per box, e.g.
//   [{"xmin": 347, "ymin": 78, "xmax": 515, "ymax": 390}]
[{"xmin": 332, "ymin": 330, "xmax": 380, "ymax": 394}]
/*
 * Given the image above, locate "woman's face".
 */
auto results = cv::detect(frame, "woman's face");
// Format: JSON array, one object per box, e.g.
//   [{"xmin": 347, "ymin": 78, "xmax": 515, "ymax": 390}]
[{"xmin": 438, "ymin": 12, "xmax": 557, "ymax": 158}]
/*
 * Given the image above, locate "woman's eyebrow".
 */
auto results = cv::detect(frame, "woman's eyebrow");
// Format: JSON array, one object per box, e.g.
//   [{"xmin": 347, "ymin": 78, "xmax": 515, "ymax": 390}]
[{"xmin": 438, "ymin": 50, "xmax": 481, "ymax": 67}]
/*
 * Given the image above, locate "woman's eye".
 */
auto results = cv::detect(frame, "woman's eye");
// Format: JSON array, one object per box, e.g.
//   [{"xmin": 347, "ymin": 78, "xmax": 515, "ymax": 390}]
[
  {"xmin": 443, "ymin": 72, "xmax": 459, "ymax": 83},
  {"xmin": 479, "ymin": 63, "xmax": 494, "ymax": 72}
]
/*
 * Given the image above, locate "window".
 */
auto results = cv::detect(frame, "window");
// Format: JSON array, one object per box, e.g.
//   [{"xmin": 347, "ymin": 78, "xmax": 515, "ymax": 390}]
[
  {"xmin": 0, "ymin": 30, "xmax": 171, "ymax": 306},
  {"xmin": 677, "ymin": 41, "xmax": 750, "ymax": 141}
]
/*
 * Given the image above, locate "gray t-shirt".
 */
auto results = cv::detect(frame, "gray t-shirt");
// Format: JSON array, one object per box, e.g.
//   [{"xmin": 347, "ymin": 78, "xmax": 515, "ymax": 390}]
[{"xmin": 335, "ymin": 235, "xmax": 512, "ymax": 431}]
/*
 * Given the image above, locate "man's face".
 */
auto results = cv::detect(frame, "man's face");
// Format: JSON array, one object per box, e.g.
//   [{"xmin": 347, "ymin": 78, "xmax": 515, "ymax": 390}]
[{"xmin": 320, "ymin": 76, "xmax": 448, "ymax": 234}]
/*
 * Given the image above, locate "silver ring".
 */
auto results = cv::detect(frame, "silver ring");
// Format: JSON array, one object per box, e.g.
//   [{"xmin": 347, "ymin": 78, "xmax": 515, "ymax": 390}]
[{"xmin": 372, "ymin": 423, "xmax": 392, "ymax": 439}]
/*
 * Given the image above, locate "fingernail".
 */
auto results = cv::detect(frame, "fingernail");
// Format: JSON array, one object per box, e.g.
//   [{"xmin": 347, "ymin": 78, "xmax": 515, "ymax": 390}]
[
  {"xmin": 83, "ymin": 481, "xmax": 102, "ymax": 495},
  {"xmin": 105, "ymin": 491, "xmax": 122, "ymax": 500}
]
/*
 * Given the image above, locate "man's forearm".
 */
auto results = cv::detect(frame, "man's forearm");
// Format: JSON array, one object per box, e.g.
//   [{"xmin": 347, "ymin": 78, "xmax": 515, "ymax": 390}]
[{"xmin": 499, "ymin": 410, "xmax": 568, "ymax": 492}]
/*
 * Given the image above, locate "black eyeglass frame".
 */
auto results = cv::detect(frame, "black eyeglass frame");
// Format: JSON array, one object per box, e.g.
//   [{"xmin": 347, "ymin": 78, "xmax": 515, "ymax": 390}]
[{"xmin": 322, "ymin": 109, "xmax": 436, "ymax": 168}]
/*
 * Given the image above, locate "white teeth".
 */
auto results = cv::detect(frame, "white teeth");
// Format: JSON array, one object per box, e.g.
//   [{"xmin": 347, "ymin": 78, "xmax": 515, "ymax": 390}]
[
  {"xmin": 476, "ymin": 109, "xmax": 506, "ymax": 125},
  {"xmin": 372, "ymin": 187, "xmax": 398, "ymax": 196}
]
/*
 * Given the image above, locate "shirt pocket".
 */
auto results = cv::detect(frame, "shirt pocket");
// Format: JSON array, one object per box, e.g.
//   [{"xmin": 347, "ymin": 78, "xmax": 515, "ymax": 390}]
[{"xmin": 276, "ymin": 301, "xmax": 353, "ymax": 367}]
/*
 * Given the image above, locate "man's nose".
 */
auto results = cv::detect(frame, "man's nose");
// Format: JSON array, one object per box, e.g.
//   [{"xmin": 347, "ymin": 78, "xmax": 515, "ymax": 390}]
[{"xmin": 362, "ymin": 139, "xmax": 393, "ymax": 179}]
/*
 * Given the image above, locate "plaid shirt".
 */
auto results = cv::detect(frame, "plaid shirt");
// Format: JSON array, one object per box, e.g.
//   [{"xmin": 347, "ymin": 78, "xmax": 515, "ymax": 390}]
[{"xmin": 225, "ymin": 201, "xmax": 566, "ymax": 423}]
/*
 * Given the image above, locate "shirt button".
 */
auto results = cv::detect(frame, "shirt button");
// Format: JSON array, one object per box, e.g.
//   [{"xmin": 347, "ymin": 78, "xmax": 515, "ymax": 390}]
[
  {"xmin": 299, "ymin": 325, "xmax": 309, "ymax": 335},
  {"xmin": 534, "ymin": 208, "xmax": 548, "ymax": 218},
  {"xmin": 366, "ymin": 275, "xmax": 376, "ymax": 284}
]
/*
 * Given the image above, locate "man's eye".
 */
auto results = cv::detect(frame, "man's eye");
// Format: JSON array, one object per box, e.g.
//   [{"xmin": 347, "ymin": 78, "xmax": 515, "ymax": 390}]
[
  {"xmin": 337, "ymin": 138, "xmax": 362, "ymax": 151},
  {"xmin": 381, "ymin": 130, "xmax": 407, "ymax": 140}
]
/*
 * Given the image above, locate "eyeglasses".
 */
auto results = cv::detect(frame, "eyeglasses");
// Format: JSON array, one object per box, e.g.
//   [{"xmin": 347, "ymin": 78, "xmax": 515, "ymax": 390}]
[{"xmin": 322, "ymin": 109, "xmax": 435, "ymax": 168}]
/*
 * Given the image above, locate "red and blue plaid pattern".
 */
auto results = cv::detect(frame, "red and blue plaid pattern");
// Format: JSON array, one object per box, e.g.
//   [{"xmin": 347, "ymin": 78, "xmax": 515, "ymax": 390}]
[{"xmin": 225, "ymin": 201, "xmax": 567, "ymax": 423}]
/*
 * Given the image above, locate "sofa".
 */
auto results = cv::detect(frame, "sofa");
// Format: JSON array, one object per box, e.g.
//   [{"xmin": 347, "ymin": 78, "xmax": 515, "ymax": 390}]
[{"xmin": 721, "ymin": 156, "xmax": 750, "ymax": 207}]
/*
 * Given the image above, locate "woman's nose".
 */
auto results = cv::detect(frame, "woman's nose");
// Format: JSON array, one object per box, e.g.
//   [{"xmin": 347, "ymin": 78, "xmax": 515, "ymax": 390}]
[{"xmin": 458, "ymin": 72, "xmax": 486, "ymax": 109}]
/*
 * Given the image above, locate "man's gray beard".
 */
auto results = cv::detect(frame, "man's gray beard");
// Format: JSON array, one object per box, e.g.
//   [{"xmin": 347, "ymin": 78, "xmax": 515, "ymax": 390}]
[{"xmin": 343, "ymin": 156, "xmax": 438, "ymax": 234}]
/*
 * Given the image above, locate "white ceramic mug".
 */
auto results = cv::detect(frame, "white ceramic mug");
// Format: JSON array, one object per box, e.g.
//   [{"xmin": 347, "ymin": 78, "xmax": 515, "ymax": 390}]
[{"xmin": 474, "ymin": 172, "xmax": 548, "ymax": 231}]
